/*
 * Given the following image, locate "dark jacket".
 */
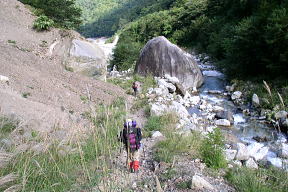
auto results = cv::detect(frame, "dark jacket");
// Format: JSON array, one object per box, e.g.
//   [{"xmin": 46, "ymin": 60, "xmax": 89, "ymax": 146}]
[{"xmin": 119, "ymin": 127, "xmax": 142, "ymax": 150}]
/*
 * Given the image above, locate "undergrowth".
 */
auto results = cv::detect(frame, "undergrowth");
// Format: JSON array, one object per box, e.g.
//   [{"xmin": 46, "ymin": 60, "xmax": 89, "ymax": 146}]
[
  {"xmin": 0, "ymin": 97, "xmax": 126, "ymax": 191},
  {"xmin": 225, "ymin": 167, "xmax": 288, "ymax": 192}
]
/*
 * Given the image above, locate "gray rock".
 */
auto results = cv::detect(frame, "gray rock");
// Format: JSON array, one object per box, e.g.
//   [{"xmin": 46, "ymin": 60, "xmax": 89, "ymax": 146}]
[
  {"xmin": 191, "ymin": 175, "xmax": 215, "ymax": 191},
  {"xmin": 245, "ymin": 158, "xmax": 258, "ymax": 169},
  {"xmin": 275, "ymin": 111, "xmax": 287, "ymax": 120},
  {"xmin": 168, "ymin": 101, "xmax": 189, "ymax": 118},
  {"xmin": 235, "ymin": 143, "xmax": 249, "ymax": 160},
  {"xmin": 280, "ymin": 118, "xmax": 288, "ymax": 128},
  {"xmin": 225, "ymin": 149, "xmax": 237, "ymax": 161},
  {"xmin": 252, "ymin": 94, "xmax": 260, "ymax": 107},
  {"xmin": 215, "ymin": 119, "xmax": 231, "ymax": 127},
  {"xmin": 231, "ymin": 91, "xmax": 242, "ymax": 100},
  {"xmin": 135, "ymin": 36, "xmax": 204, "ymax": 90},
  {"xmin": 215, "ymin": 111, "xmax": 234, "ymax": 123}
]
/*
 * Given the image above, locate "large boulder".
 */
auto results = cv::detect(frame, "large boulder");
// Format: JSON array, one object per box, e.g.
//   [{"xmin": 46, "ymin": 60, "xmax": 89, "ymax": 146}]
[{"xmin": 135, "ymin": 36, "xmax": 203, "ymax": 90}]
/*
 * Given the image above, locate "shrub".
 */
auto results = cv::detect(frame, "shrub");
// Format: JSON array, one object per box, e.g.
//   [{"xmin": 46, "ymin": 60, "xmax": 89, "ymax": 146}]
[
  {"xmin": 33, "ymin": 15, "xmax": 54, "ymax": 31},
  {"xmin": 200, "ymin": 128, "xmax": 227, "ymax": 169}
]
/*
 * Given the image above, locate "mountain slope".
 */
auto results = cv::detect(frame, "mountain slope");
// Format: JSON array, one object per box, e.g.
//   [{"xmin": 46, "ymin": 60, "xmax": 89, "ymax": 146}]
[{"xmin": 0, "ymin": 0, "xmax": 125, "ymax": 143}]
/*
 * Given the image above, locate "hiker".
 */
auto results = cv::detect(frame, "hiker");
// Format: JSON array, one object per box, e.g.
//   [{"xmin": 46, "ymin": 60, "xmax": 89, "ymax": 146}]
[
  {"xmin": 119, "ymin": 119, "xmax": 142, "ymax": 173},
  {"xmin": 132, "ymin": 81, "xmax": 140, "ymax": 96}
]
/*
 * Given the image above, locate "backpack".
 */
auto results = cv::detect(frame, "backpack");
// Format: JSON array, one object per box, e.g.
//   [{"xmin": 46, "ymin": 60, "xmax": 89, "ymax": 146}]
[{"xmin": 128, "ymin": 127, "xmax": 140, "ymax": 151}]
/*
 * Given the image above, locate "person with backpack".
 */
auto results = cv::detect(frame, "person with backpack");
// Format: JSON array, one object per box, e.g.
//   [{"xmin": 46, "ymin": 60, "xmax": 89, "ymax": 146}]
[
  {"xmin": 132, "ymin": 81, "xmax": 140, "ymax": 96},
  {"xmin": 119, "ymin": 119, "xmax": 142, "ymax": 173}
]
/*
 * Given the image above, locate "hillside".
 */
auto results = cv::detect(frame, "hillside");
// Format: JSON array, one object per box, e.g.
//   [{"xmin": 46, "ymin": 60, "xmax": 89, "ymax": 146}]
[{"xmin": 0, "ymin": 0, "xmax": 125, "ymax": 143}]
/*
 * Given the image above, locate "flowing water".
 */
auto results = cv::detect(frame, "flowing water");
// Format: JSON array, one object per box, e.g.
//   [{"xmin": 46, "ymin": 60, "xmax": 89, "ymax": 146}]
[{"xmin": 192, "ymin": 59, "xmax": 287, "ymax": 149}]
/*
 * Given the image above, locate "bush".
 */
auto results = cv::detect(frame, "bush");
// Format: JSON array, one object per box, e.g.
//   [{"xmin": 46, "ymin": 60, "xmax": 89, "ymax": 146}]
[
  {"xmin": 200, "ymin": 128, "xmax": 227, "ymax": 169},
  {"xmin": 33, "ymin": 15, "xmax": 54, "ymax": 31}
]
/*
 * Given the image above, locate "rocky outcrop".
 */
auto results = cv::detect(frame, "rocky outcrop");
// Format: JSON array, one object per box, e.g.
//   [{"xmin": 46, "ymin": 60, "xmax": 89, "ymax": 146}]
[{"xmin": 135, "ymin": 36, "xmax": 203, "ymax": 90}]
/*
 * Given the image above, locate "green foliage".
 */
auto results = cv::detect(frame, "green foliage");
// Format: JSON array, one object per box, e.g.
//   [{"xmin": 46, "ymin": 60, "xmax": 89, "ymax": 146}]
[
  {"xmin": 176, "ymin": 180, "xmax": 191, "ymax": 189},
  {"xmin": 225, "ymin": 167, "xmax": 288, "ymax": 192},
  {"xmin": 154, "ymin": 132, "xmax": 202, "ymax": 163},
  {"xmin": 96, "ymin": 0, "xmax": 288, "ymax": 82},
  {"xmin": 7, "ymin": 40, "xmax": 16, "ymax": 44},
  {"xmin": 20, "ymin": 0, "xmax": 82, "ymax": 29},
  {"xmin": 0, "ymin": 116, "xmax": 17, "ymax": 137},
  {"xmin": 33, "ymin": 15, "xmax": 54, "ymax": 31},
  {"xmin": 200, "ymin": 128, "xmax": 227, "ymax": 169},
  {"xmin": 22, "ymin": 92, "xmax": 31, "ymax": 98}
]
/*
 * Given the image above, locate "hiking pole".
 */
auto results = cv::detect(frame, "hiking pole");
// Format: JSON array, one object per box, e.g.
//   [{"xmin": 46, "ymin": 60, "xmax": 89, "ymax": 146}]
[{"xmin": 125, "ymin": 101, "xmax": 131, "ymax": 171}]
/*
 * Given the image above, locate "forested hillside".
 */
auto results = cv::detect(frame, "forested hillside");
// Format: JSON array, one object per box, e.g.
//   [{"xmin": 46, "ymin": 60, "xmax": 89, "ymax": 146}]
[{"xmin": 108, "ymin": 0, "xmax": 288, "ymax": 81}]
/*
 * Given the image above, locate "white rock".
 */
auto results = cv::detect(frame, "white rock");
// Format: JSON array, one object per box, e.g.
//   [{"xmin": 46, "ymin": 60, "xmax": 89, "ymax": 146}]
[
  {"xmin": 252, "ymin": 147, "xmax": 269, "ymax": 161},
  {"xmin": 247, "ymin": 142, "xmax": 264, "ymax": 157},
  {"xmin": 252, "ymin": 94, "xmax": 260, "ymax": 107},
  {"xmin": 0, "ymin": 75, "xmax": 9, "ymax": 83},
  {"xmin": 231, "ymin": 91, "xmax": 242, "ymax": 100},
  {"xmin": 191, "ymin": 175, "xmax": 215, "ymax": 191},
  {"xmin": 164, "ymin": 74, "xmax": 180, "ymax": 84},
  {"xmin": 199, "ymin": 105, "xmax": 206, "ymax": 110},
  {"xmin": 152, "ymin": 131, "xmax": 164, "ymax": 138},
  {"xmin": 150, "ymin": 104, "xmax": 167, "ymax": 116},
  {"xmin": 225, "ymin": 149, "xmax": 237, "ymax": 161},
  {"xmin": 280, "ymin": 143, "xmax": 288, "ymax": 158},
  {"xmin": 190, "ymin": 96, "xmax": 201, "ymax": 105},
  {"xmin": 215, "ymin": 119, "xmax": 231, "ymax": 127},
  {"xmin": 267, "ymin": 157, "xmax": 283, "ymax": 168},
  {"xmin": 233, "ymin": 114, "xmax": 246, "ymax": 124},
  {"xmin": 245, "ymin": 158, "xmax": 258, "ymax": 169},
  {"xmin": 233, "ymin": 160, "xmax": 243, "ymax": 167},
  {"xmin": 213, "ymin": 106, "xmax": 224, "ymax": 112},
  {"xmin": 235, "ymin": 143, "xmax": 249, "ymax": 160},
  {"xmin": 148, "ymin": 88, "xmax": 154, "ymax": 94},
  {"xmin": 168, "ymin": 101, "xmax": 189, "ymax": 118},
  {"xmin": 184, "ymin": 91, "xmax": 192, "ymax": 100}
]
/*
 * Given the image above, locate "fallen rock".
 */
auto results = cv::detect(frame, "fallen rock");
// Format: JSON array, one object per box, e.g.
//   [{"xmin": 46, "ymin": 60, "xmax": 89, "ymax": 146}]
[
  {"xmin": 252, "ymin": 147, "xmax": 269, "ymax": 161},
  {"xmin": 231, "ymin": 91, "xmax": 242, "ymax": 100},
  {"xmin": 191, "ymin": 175, "xmax": 215, "ymax": 191},
  {"xmin": 275, "ymin": 111, "xmax": 287, "ymax": 120},
  {"xmin": 247, "ymin": 142, "xmax": 264, "ymax": 156},
  {"xmin": 232, "ymin": 160, "xmax": 243, "ymax": 167},
  {"xmin": 190, "ymin": 96, "xmax": 201, "ymax": 105},
  {"xmin": 135, "ymin": 36, "xmax": 203, "ymax": 90},
  {"xmin": 164, "ymin": 74, "xmax": 180, "ymax": 84},
  {"xmin": 252, "ymin": 93, "xmax": 260, "ymax": 107},
  {"xmin": 150, "ymin": 104, "xmax": 167, "ymax": 116},
  {"xmin": 0, "ymin": 75, "xmax": 9, "ymax": 83},
  {"xmin": 152, "ymin": 131, "xmax": 164, "ymax": 138},
  {"xmin": 215, "ymin": 111, "xmax": 234, "ymax": 123},
  {"xmin": 225, "ymin": 149, "xmax": 237, "ymax": 161},
  {"xmin": 235, "ymin": 143, "xmax": 249, "ymax": 160},
  {"xmin": 245, "ymin": 158, "xmax": 258, "ymax": 169},
  {"xmin": 215, "ymin": 119, "xmax": 231, "ymax": 127}
]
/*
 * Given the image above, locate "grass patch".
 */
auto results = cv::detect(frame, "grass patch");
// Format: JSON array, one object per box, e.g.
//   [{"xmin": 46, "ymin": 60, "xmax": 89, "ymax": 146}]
[
  {"xmin": 0, "ymin": 97, "xmax": 127, "ymax": 191},
  {"xmin": 144, "ymin": 114, "xmax": 178, "ymax": 137},
  {"xmin": 0, "ymin": 116, "xmax": 18, "ymax": 139},
  {"xmin": 7, "ymin": 40, "xmax": 16, "ymax": 44},
  {"xmin": 22, "ymin": 92, "xmax": 31, "ymax": 98},
  {"xmin": 153, "ymin": 132, "xmax": 203, "ymax": 163},
  {"xmin": 200, "ymin": 128, "xmax": 227, "ymax": 169},
  {"xmin": 225, "ymin": 167, "xmax": 288, "ymax": 192},
  {"xmin": 176, "ymin": 180, "xmax": 191, "ymax": 189}
]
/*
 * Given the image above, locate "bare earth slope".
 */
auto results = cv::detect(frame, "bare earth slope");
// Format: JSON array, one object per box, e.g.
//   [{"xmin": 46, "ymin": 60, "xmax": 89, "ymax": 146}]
[{"xmin": 0, "ymin": 0, "xmax": 125, "ymax": 142}]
